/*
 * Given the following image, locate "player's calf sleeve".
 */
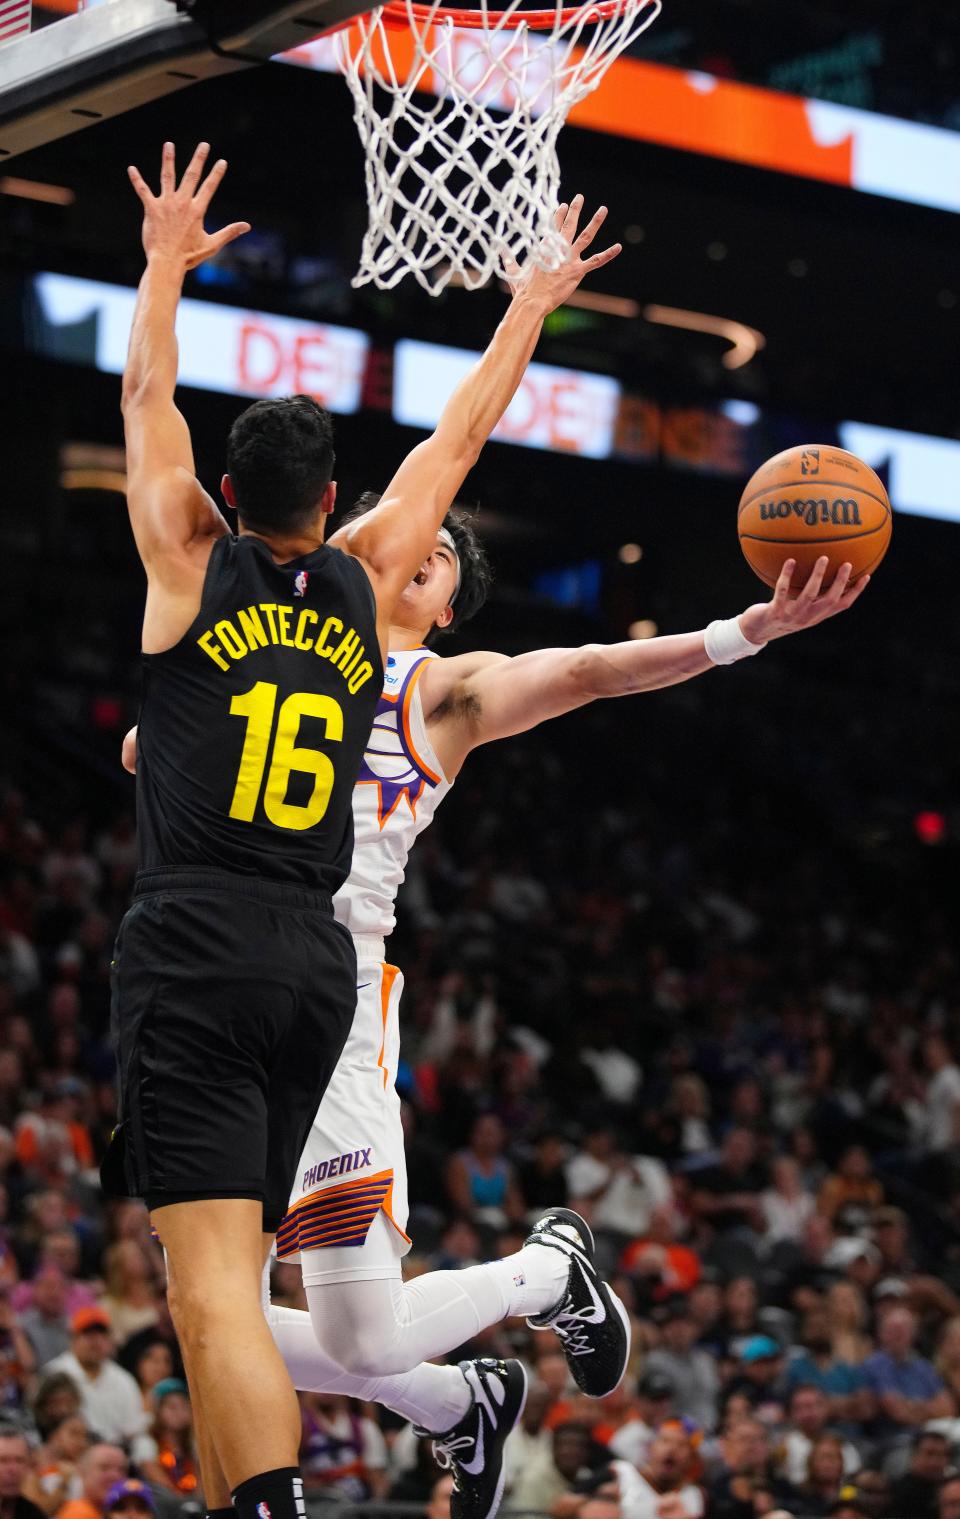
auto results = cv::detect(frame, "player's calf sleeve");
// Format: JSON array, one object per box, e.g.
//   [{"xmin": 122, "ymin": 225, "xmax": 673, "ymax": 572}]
[{"xmin": 267, "ymin": 1301, "xmax": 470, "ymax": 1429}]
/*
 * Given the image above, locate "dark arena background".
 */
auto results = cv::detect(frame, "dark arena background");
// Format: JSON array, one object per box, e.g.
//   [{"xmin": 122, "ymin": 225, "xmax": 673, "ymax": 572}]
[{"xmin": 2, "ymin": 4, "xmax": 960, "ymax": 1519}]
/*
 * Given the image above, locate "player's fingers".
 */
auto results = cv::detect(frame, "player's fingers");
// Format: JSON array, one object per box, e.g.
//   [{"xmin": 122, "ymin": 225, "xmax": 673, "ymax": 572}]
[
  {"xmin": 181, "ymin": 140, "xmax": 210, "ymax": 195},
  {"xmin": 586, "ymin": 242, "xmax": 622, "ymax": 269},
  {"xmin": 826, "ymin": 562, "xmax": 853, "ymax": 602},
  {"xmin": 160, "ymin": 140, "xmax": 176, "ymax": 194},
  {"xmin": 553, "ymin": 203, "xmax": 569, "ymax": 231},
  {"xmin": 561, "ymin": 193, "xmax": 584, "ymax": 242},
  {"xmin": 800, "ymin": 555, "xmax": 828, "ymax": 604},
  {"xmin": 574, "ymin": 204, "xmax": 608, "ymax": 251},
  {"xmin": 210, "ymin": 221, "xmax": 251, "ymax": 254},
  {"xmin": 196, "ymin": 157, "xmax": 228, "ymax": 210},
  {"xmin": 127, "ymin": 165, "xmax": 153, "ymax": 204},
  {"xmin": 772, "ymin": 559, "xmax": 795, "ymax": 607},
  {"xmin": 841, "ymin": 572, "xmax": 870, "ymax": 607}
]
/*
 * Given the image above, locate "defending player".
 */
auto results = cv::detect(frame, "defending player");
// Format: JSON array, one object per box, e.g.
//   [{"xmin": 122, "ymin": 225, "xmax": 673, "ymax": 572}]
[
  {"xmin": 106, "ymin": 138, "xmax": 620, "ymax": 1519},
  {"xmin": 123, "ymin": 528, "xmax": 867, "ymax": 1519}
]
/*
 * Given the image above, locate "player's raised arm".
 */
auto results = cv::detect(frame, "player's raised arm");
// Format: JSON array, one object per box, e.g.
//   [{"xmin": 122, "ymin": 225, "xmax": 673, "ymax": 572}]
[
  {"xmin": 330, "ymin": 196, "xmax": 620, "ymax": 631},
  {"xmin": 122, "ymin": 142, "xmax": 250, "ymax": 571},
  {"xmin": 430, "ymin": 555, "xmax": 869, "ymax": 757}
]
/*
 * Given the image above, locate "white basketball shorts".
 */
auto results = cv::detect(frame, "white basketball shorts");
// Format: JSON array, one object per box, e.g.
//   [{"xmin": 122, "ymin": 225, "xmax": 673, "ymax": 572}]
[{"xmin": 275, "ymin": 942, "xmax": 411, "ymax": 1284}]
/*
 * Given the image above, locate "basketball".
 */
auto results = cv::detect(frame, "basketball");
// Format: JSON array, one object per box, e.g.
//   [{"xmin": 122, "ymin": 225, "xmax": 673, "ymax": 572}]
[{"xmin": 738, "ymin": 445, "xmax": 892, "ymax": 591}]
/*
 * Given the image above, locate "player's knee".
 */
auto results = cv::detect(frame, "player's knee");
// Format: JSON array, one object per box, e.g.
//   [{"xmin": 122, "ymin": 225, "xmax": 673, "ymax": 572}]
[{"xmin": 308, "ymin": 1301, "xmax": 405, "ymax": 1379}]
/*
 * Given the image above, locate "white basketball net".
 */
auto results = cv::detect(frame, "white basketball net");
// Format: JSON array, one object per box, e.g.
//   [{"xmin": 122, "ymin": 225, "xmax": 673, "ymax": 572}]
[{"xmin": 337, "ymin": 0, "xmax": 661, "ymax": 293}]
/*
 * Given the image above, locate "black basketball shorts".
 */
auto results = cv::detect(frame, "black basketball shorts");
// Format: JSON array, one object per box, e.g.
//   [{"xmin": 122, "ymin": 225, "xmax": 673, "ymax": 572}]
[{"xmin": 101, "ymin": 869, "xmax": 357, "ymax": 1233}]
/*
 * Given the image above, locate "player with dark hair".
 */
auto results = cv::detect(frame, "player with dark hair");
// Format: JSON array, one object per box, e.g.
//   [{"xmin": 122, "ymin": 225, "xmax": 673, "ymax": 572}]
[
  {"xmin": 106, "ymin": 137, "xmax": 621, "ymax": 1519},
  {"xmin": 125, "ymin": 507, "xmax": 866, "ymax": 1519}
]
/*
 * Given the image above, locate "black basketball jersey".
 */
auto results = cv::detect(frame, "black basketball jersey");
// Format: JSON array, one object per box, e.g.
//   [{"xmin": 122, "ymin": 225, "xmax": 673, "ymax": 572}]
[{"xmin": 136, "ymin": 534, "xmax": 382, "ymax": 894}]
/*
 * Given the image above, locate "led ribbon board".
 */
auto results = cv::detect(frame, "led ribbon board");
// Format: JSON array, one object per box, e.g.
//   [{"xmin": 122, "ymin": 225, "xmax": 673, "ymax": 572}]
[{"xmin": 281, "ymin": 38, "xmax": 960, "ymax": 218}]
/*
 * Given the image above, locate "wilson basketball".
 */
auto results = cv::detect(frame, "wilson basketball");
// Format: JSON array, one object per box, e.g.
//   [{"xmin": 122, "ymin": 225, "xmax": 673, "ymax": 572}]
[{"xmin": 738, "ymin": 445, "xmax": 892, "ymax": 591}]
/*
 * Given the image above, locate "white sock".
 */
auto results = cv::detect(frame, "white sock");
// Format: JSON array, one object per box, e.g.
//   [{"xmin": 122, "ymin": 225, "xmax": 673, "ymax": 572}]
[
  {"xmin": 458, "ymin": 1244, "xmax": 569, "ymax": 1321},
  {"xmin": 267, "ymin": 1302, "xmax": 471, "ymax": 1430}
]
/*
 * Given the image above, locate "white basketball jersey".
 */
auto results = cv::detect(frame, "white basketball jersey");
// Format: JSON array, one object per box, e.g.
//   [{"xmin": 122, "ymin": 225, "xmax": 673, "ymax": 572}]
[{"xmin": 334, "ymin": 647, "xmax": 453, "ymax": 939}]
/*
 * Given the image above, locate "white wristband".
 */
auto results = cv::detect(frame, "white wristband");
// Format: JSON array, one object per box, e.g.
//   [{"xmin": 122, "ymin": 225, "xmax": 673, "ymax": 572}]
[{"xmin": 704, "ymin": 616, "xmax": 767, "ymax": 666}]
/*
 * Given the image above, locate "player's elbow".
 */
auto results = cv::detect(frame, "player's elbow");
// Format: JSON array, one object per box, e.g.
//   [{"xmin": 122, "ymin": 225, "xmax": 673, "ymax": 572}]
[{"xmin": 570, "ymin": 644, "xmax": 623, "ymax": 700}]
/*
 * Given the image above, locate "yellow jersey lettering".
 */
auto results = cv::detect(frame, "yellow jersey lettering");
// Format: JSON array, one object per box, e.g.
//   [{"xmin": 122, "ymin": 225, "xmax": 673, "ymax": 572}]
[
  {"xmin": 197, "ymin": 630, "xmax": 229, "ymax": 672},
  {"xmin": 277, "ymin": 605, "xmax": 295, "ymax": 648},
  {"xmin": 294, "ymin": 608, "xmax": 318, "ymax": 651},
  {"xmin": 237, "ymin": 606, "xmax": 269, "ymax": 653},
  {"xmin": 315, "ymin": 615, "xmax": 342, "ymax": 659},
  {"xmin": 341, "ymin": 645, "xmax": 364, "ymax": 680},
  {"xmin": 347, "ymin": 661, "xmax": 374, "ymax": 695},
  {"xmin": 260, "ymin": 603, "xmax": 280, "ymax": 643},
  {"xmin": 215, "ymin": 619, "xmax": 247, "ymax": 662},
  {"xmin": 330, "ymin": 629, "xmax": 360, "ymax": 672}
]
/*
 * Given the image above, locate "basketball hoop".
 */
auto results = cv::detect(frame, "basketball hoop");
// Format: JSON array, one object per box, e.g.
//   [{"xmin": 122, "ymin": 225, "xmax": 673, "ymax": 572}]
[{"xmin": 336, "ymin": 0, "xmax": 661, "ymax": 293}]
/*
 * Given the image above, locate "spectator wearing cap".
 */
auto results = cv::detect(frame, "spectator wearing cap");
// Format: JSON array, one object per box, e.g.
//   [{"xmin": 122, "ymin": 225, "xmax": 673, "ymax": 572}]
[
  {"xmin": 104, "ymin": 1480, "xmax": 154, "ymax": 1519},
  {"xmin": 861, "ymin": 1306, "xmax": 955, "ymax": 1445},
  {"xmin": 784, "ymin": 1307, "xmax": 872, "ymax": 1423},
  {"xmin": 17, "ymin": 1266, "xmax": 70, "ymax": 1369},
  {"xmin": 0, "ymin": 1428, "xmax": 46, "ymax": 1519},
  {"xmin": 724, "ymin": 1337, "xmax": 786, "ymax": 1424},
  {"xmin": 46, "ymin": 1443, "xmax": 126, "ymax": 1519},
  {"xmin": 607, "ymin": 1371, "xmax": 674, "ymax": 1468},
  {"xmin": 940, "ymin": 1474, "xmax": 960, "ymax": 1519},
  {"xmin": 45, "ymin": 1310, "xmax": 156, "ymax": 1464},
  {"xmin": 888, "ymin": 1430, "xmax": 951, "ymax": 1519},
  {"xmin": 645, "ymin": 1299, "xmax": 719, "ymax": 1432},
  {"xmin": 778, "ymin": 1385, "xmax": 861, "ymax": 1487},
  {"xmin": 140, "ymin": 1379, "xmax": 197, "ymax": 1499}
]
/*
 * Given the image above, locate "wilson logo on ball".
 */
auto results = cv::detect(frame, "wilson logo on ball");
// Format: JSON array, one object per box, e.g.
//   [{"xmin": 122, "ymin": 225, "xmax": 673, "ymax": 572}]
[{"xmin": 758, "ymin": 498, "xmax": 862, "ymax": 528}]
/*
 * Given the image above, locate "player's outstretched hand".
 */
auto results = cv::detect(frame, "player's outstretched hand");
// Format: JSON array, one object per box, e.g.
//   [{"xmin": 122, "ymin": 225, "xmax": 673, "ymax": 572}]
[
  {"xmin": 128, "ymin": 141, "xmax": 250, "ymax": 271},
  {"xmin": 505, "ymin": 194, "xmax": 621, "ymax": 314},
  {"xmin": 739, "ymin": 556, "xmax": 870, "ymax": 644}
]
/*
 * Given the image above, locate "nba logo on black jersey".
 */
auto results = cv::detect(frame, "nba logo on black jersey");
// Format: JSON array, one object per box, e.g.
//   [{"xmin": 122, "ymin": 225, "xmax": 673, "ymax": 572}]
[
  {"xmin": 800, "ymin": 448, "xmax": 820, "ymax": 476},
  {"xmin": 293, "ymin": 570, "xmax": 309, "ymax": 597}
]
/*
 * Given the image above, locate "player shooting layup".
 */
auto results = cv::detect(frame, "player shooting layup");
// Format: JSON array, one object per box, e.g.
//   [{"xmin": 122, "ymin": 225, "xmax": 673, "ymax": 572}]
[
  {"xmin": 105, "ymin": 139, "xmax": 620, "ymax": 1519},
  {"xmin": 125, "ymin": 516, "xmax": 866, "ymax": 1519}
]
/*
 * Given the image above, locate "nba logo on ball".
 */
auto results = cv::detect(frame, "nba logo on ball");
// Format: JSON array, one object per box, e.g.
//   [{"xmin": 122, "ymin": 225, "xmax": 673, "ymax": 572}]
[
  {"xmin": 293, "ymin": 571, "xmax": 309, "ymax": 598},
  {"xmin": 800, "ymin": 448, "xmax": 820, "ymax": 476},
  {"xmin": 256, "ymin": 1505, "xmax": 272, "ymax": 1519}
]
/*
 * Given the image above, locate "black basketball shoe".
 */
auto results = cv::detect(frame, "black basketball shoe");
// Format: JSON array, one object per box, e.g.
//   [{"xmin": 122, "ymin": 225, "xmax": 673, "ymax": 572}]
[
  {"xmin": 417, "ymin": 1358, "xmax": 528, "ymax": 1519},
  {"xmin": 525, "ymin": 1206, "xmax": 631, "ymax": 1398}
]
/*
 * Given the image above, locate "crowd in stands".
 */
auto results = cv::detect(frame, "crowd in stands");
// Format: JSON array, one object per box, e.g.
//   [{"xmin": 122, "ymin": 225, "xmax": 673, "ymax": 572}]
[{"xmin": 1, "ymin": 646, "xmax": 960, "ymax": 1519}]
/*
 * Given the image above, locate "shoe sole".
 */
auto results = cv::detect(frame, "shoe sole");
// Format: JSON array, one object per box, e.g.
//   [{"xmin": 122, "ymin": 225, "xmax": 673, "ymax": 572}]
[
  {"xmin": 594, "ymin": 1285, "xmax": 632, "ymax": 1398},
  {"xmin": 482, "ymin": 1361, "xmax": 528, "ymax": 1519}
]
